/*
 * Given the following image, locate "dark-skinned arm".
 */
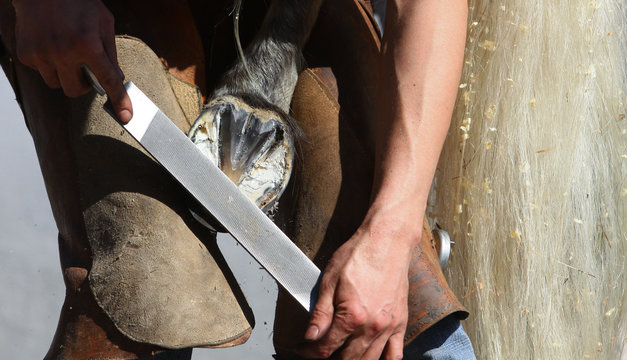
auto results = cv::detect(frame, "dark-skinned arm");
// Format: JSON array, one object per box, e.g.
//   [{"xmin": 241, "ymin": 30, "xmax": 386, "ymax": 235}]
[{"xmin": 11, "ymin": 0, "xmax": 132, "ymax": 122}]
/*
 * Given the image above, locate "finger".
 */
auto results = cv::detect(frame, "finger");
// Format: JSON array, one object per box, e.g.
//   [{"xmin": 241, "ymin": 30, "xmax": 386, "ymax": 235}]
[
  {"xmin": 36, "ymin": 62, "xmax": 61, "ymax": 89},
  {"xmin": 102, "ymin": 34, "xmax": 123, "ymax": 80},
  {"xmin": 56, "ymin": 63, "xmax": 92, "ymax": 98},
  {"xmin": 331, "ymin": 332, "xmax": 372, "ymax": 360},
  {"xmin": 382, "ymin": 330, "xmax": 405, "ymax": 360},
  {"xmin": 305, "ymin": 276, "xmax": 337, "ymax": 341},
  {"xmin": 15, "ymin": 41, "xmax": 41, "ymax": 71},
  {"xmin": 99, "ymin": 8, "xmax": 122, "ymax": 78},
  {"xmin": 299, "ymin": 304, "xmax": 367, "ymax": 359},
  {"xmin": 332, "ymin": 308, "xmax": 398, "ymax": 360},
  {"xmin": 86, "ymin": 46, "xmax": 132, "ymax": 123},
  {"xmin": 345, "ymin": 330, "xmax": 390, "ymax": 360}
]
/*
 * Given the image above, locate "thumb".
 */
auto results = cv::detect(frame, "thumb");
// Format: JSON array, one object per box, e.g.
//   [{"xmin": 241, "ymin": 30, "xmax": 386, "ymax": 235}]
[{"xmin": 305, "ymin": 279, "xmax": 335, "ymax": 341}]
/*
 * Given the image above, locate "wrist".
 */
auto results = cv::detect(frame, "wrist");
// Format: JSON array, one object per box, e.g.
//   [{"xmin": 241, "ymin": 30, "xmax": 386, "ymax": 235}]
[{"xmin": 359, "ymin": 201, "xmax": 425, "ymax": 248}]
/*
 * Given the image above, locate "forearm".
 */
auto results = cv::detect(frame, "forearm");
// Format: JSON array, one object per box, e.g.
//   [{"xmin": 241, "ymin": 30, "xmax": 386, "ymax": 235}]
[{"xmin": 366, "ymin": 0, "xmax": 467, "ymax": 245}]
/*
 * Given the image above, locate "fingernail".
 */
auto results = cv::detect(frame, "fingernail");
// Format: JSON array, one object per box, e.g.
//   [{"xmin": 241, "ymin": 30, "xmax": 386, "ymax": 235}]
[
  {"xmin": 304, "ymin": 325, "xmax": 319, "ymax": 340},
  {"xmin": 119, "ymin": 109, "xmax": 132, "ymax": 123}
]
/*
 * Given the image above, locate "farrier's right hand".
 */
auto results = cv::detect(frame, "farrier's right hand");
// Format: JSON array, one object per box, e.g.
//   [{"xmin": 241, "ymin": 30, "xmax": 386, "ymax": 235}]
[{"xmin": 13, "ymin": 0, "xmax": 132, "ymax": 122}]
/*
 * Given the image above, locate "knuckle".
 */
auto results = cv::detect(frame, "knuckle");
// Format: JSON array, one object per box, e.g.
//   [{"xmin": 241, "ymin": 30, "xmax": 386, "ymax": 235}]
[
  {"xmin": 98, "ymin": 71, "xmax": 121, "ymax": 92},
  {"xmin": 372, "ymin": 312, "xmax": 392, "ymax": 333},
  {"xmin": 336, "ymin": 303, "xmax": 368, "ymax": 330},
  {"xmin": 49, "ymin": 36, "xmax": 76, "ymax": 56},
  {"xmin": 320, "ymin": 276, "xmax": 335, "ymax": 292},
  {"xmin": 311, "ymin": 306, "xmax": 332, "ymax": 320},
  {"xmin": 74, "ymin": 35, "xmax": 99, "ymax": 54},
  {"xmin": 317, "ymin": 348, "xmax": 333, "ymax": 359}
]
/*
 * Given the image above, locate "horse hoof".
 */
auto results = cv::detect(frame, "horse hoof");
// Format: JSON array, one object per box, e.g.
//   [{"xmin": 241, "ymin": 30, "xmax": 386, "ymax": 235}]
[{"xmin": 188, "ymin": 95, "xmax": 295, "ymax": 214}]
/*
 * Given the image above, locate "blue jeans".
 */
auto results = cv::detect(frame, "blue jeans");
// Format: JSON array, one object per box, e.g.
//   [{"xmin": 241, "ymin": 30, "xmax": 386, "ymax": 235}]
[
  {"xmin": 404, "ymin": 315, "xmax": 476, "ymax": 360},
  {"xmin": 137, "ymin": 316, "xmax": 475, "ymax": 359}
]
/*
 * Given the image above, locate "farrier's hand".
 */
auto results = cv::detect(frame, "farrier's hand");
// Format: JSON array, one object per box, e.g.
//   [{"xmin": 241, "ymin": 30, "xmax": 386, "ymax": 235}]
[
  {"xmin": 298, "ymin": 213, "xmax": 418, "ymax": 360},
  {"xmin": 13, "ymin": 0, "xmax": 132, "ymax": 122}
]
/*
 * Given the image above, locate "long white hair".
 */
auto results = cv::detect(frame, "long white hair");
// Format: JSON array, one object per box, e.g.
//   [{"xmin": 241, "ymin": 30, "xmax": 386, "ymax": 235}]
[{"xmin": 431, "ymin": 1, "xmax": 627, "ymax": 358}]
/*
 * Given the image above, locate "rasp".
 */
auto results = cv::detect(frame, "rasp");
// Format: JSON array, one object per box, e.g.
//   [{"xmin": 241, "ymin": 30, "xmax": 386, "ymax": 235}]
[{"xmin": 114, "ymin": 81, "xmax": 320, "ymax": 312}]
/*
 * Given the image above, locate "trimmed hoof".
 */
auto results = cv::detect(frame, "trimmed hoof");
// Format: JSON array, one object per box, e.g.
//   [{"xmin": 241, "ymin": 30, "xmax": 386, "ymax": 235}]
[{"xmin": 189, "ymin": 95, "xmax": 295, "ymax": 213}]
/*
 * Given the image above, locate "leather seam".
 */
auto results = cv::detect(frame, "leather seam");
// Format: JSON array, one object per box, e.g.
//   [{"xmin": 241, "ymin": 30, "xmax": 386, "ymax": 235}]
[{"xmin": 302, "ymin": 69, "xmax": 339, "ymax": 114}]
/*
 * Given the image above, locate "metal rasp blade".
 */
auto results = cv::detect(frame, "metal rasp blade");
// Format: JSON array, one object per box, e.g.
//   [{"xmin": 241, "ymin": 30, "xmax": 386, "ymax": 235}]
[{"xmin": 121, "ymin": 82, "xmax": 320, "ymax": 312}]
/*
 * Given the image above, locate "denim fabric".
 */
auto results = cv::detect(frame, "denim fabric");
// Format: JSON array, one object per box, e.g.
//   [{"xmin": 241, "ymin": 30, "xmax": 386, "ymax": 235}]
[
  {"xmin": 403, "ymin": 315, "xmax": 476, "ymax": 360},
  {"xmin": 134, "ymin": 317, "xmax": 475, "ymax": 359},
  {"xmin": 135, "ymin": 348, "xmax": 193, "ymax": 360}
]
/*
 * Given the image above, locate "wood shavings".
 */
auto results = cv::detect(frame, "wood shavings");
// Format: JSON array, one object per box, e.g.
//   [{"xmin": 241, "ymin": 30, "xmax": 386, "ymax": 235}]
[
  {"xmin": 536, "ymin": 148, "xmax": 552, "ymax": 153},
  {"xmin": 482, "ymin": 178, "xmax": 493, "ymax": 194},
  {"xmin": 486, "ymin": 141, "xmax": 493, "ymax": 150},
  {"xmin": 587, "ymin": 1, "xmax": 601, "ymax": 9},
  {"xmin": 463, "ymin": 91, "xmax": 471, "ymax": 105},
  {"xmin": 484, "ymin": 104, "xmax": 497, "ymax": 120},
  {"xmin": 460, "ymin": 117, "xmax": 472, "ymax": 133},
  {"xmin": 530, "ymin": 97, "xmax": 536, "ymax": 107},
  {"xmin": 604, "ymin": 307, "xmax": 616, "ymax": 317},
  {"xmin": 479, "ymin": 40, "xmax": 496, "ymax": 51},
  {"xmin": 459, "ymin": 83, "xmax": 468, "ymax": 89},
  {"xmin": 510, "ymin": 230, "xmax": 521, "ymax": 242},
  {"xmin": 518, "ymin": 24, "xmax": 528, "ymax": 32}
]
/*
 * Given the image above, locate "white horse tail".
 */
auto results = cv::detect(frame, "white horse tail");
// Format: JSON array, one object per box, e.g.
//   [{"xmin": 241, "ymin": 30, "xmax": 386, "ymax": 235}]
[{"xmin": 431, "ymin": 1, "xmax": 627, "ymax": 358}]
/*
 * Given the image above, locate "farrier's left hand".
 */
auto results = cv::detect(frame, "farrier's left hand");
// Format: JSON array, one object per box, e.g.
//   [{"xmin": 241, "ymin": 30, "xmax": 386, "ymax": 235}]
[{"xmin": 298, "ymin": 215, "xmax": 418, "ymax": 360}]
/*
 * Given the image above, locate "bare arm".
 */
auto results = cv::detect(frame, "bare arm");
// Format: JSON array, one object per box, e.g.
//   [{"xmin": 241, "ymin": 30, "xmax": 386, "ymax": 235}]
[
  {"xmin": 12, "ymin": 0, "xmax": 132, "ymax": 122},
  {"xmin": 299, "ymin": 1, "xmax": 467, "ymax": 359}
]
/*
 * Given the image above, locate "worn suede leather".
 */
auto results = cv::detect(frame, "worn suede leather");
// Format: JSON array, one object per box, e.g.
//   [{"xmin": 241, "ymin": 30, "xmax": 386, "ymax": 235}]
[
  {"xmin": 1, "ymin": 35, "xmax": 254, "ymax": 357},
  {"xmin": 77, "ymin": 37, "xmax": 253, "ymax": 350}
]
